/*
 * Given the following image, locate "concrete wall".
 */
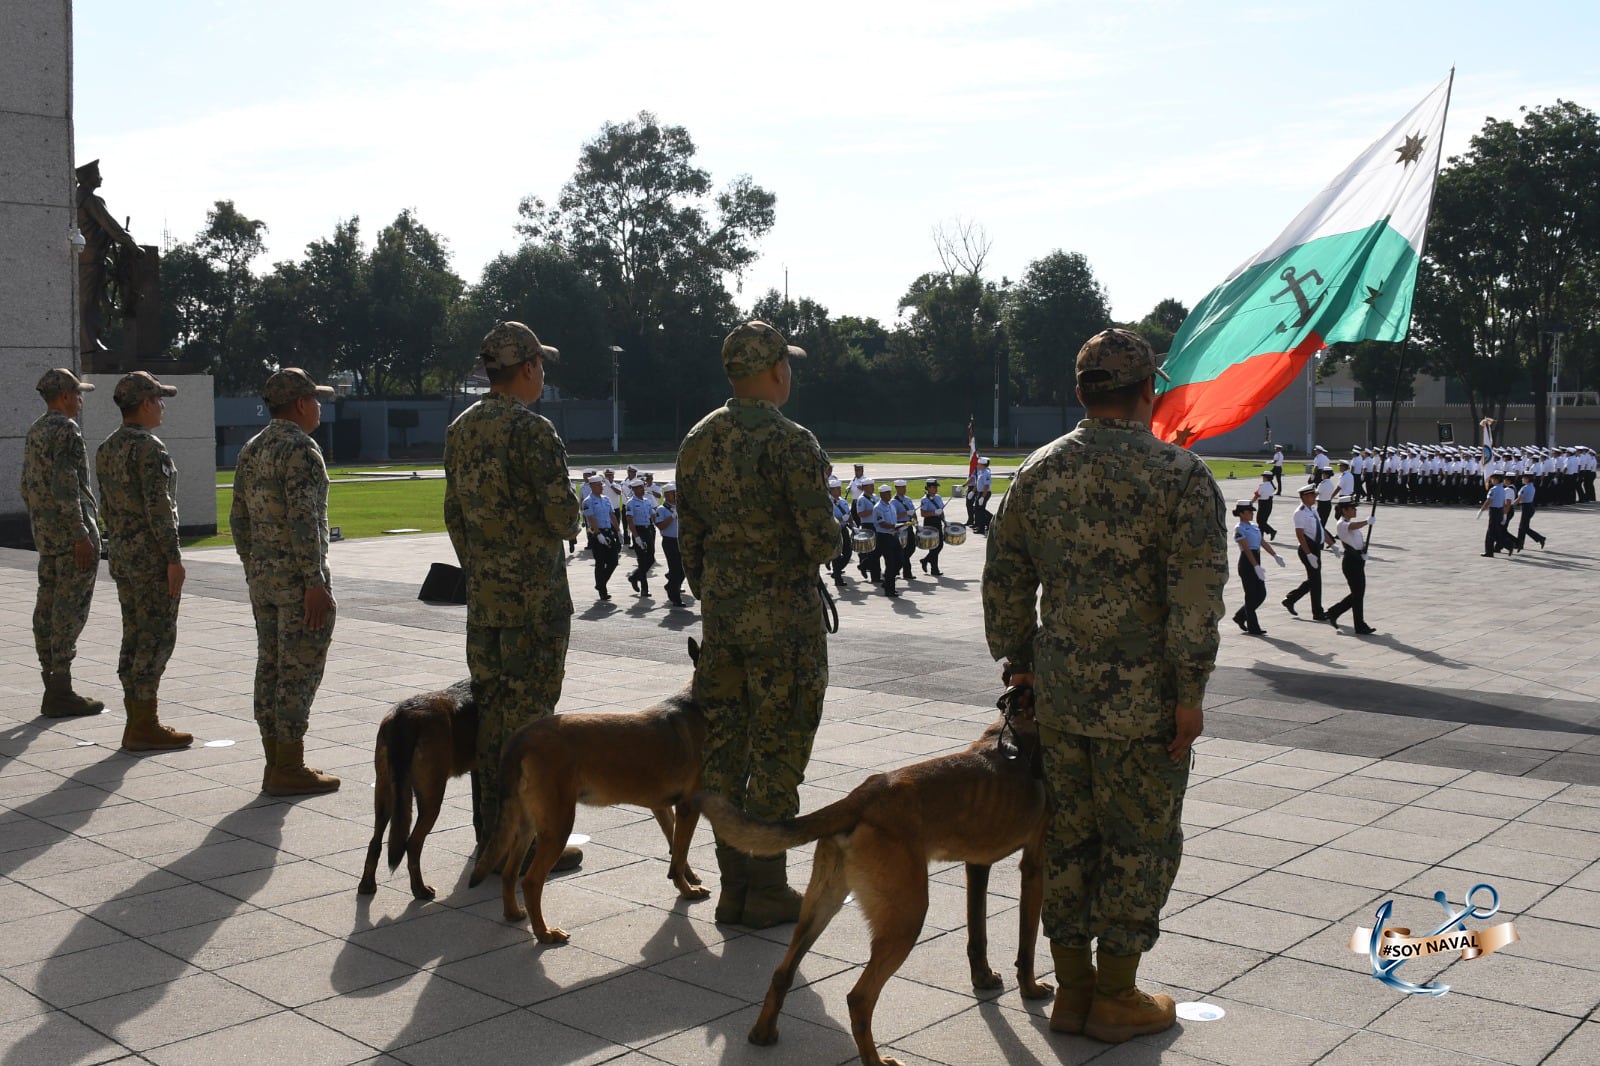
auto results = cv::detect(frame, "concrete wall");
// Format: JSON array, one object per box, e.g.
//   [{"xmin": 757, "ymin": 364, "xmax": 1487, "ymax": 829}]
[
  {"xmin": 81, "ymin": 374, "xmax": 218, "ymax": 535},
  {"xmin": 0, "ymin": 0, "xmax": 76, "ymax": 546}
]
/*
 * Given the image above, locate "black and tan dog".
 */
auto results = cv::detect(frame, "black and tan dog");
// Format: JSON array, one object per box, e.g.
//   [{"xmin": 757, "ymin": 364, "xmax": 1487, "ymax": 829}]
[
  {"xmin": 469, "ymin": 638, "xmax": 709, "ymax": 943},
  {"xmin": 358, "ymin": 679, "xmax": 478, "ymax": 900},
  {"xmin": 700, "ymin": 685, "xmax": 1049, "ymax": 1066}
]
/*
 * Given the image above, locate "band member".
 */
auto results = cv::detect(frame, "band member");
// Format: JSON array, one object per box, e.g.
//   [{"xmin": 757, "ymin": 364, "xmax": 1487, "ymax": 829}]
[
  {"xmin": 919, "ymin": 478, "xmax": 946, "ymax": 576},
  {"xmin": 872, "ymin": 484, "xmax": 903, "ymax": 598}
]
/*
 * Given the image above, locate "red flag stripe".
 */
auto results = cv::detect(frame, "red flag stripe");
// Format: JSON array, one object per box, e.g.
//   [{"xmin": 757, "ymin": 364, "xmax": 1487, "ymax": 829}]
[{"xmin": 1150, "ymin": 334, "xmax": 1325, "ymax": 447}]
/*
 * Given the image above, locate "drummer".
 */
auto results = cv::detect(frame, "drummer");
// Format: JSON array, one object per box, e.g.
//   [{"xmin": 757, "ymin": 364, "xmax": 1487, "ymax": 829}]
[
  {"xmin": 872, "ymin": 483, "xmax": 903, "ymax": 598},
  {"xmin": 855, "ymin": 481, "xmax": 880, "ymax": 583},
  {"xmin": 891, "ymin": 479, "xmax": 918, "ymax": 581},
  {"xmin": 919, "ymin": 477, "xmax": 946, "ymax": 576},
  {"xmin": 827, "ymin": 477, "xmax": 853, "ymax": 587}
]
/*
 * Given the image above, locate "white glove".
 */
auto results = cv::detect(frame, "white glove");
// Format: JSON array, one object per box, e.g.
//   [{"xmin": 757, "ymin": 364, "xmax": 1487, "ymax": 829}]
[
  {"xmin": 1254, "ymin": 565, "xmax": 1267, "ymax": 581},
  {"xmin": 1273, "ymin": 554, "xmax": 1287, "ymax": 568},
  {"xmin": 1308, "ymin": 554, "xmax": 1320, "ymax": 570},
  {"xmin": 1366, "ymin": 516, "xmax": 1376, "ymax": 528}
]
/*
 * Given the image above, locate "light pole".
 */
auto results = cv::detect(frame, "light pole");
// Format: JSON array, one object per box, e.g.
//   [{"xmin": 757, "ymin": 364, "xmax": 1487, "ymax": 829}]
[
  {"xmin": 609, "ymin": 345, "xmax": 622, "ymax": 453},
  {"xmin": 1544, "ymin": 324, "xmax": 1569, "ymax": 448}
]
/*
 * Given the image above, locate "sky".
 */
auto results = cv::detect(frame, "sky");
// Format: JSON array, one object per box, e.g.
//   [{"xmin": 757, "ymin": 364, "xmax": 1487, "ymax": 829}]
[{"xmin": 73, "ymin": 0, "xmax": 1600, "ymax": 330}]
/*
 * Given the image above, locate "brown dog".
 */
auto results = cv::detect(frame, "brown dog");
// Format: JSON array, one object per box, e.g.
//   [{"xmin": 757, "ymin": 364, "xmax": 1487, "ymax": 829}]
[
  {"xmin": 358, "ymin": 679, "xmax": 478, "ymax": 900},
  {"xmin": 699, "ymin": 686, "xmax": 1049, "ymax": 1066},
  {"xmin": 468, "ymin": 638, "xmax": 708, "ymax": 943}
]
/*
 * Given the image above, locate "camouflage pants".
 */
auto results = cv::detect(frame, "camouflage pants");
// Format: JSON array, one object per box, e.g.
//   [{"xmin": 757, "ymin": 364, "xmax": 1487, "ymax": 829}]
[
  {"xmin": 115, "ymin": 570, "xmax": 178, "ymax": 700},
  {"xmin": 467, "ymin": 618, "xmax": 569, "ymax": 840},
  {"xmin": 251, "ymin": 595, "xmax": 335, "ymax": 743},
  {"xmin": 697, "ymin": 628, "xmax": 827, "ymax": 824},
  {"xmin": 1039, "ymin": 723, "xmax": 1189, "ymax": 956},
  {"xmin": 33, "ymin": 551, "xmax": 97, "ymax": 673}
]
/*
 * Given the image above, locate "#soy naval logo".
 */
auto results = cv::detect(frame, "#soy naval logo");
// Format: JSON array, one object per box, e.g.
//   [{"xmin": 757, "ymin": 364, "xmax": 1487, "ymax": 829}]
[{"xmin": 1348, "ymin": 883, "xmax": 1521, "ymax": 996}]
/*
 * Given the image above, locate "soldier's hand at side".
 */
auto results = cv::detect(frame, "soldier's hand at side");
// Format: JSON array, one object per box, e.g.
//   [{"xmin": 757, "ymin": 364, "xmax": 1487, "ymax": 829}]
[
  {"xmin": 1169, "ymin": 703, "xmax": 1203, "ymax": 763},
  {"xmin": 167, "ymin": 562, "xmax": 186, "ymax": 599},
  {"xmin": 1004, "ymin": 668, "xmax": 1035, "ymax": 688},
  {"xmin": 303, "ymin": 585, "xmax": 335, "ymax": 630},
  {"xmin": 73, "ymin": 536, "xmax": 96, "ymax": 571}
]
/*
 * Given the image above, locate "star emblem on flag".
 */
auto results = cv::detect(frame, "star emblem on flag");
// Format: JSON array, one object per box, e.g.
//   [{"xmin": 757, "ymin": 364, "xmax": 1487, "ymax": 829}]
[
  {"xmin": 1395, "ymin": 132, "xmax": 1426, "ymax": 166},
  {"xmin": 1364, "ymin": 283, "xmax": 1384, "ymax": 306}
]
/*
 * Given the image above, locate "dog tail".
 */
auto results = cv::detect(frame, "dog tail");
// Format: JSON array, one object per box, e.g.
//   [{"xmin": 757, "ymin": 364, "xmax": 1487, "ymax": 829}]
[
  {"xmin": 467, "ymin": 749, "xmax": 529, "ymax": 888},
  {"xmin": 384, "ymin": 710, "xmax": 421, "ymax": 872},
  {"xmin": 698, "ymin": 792, "xmax": 862, "ymax": 856}
]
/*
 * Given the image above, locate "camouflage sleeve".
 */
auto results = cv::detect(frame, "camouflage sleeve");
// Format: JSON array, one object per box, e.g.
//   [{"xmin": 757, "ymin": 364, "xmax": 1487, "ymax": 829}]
[
  {"xmin": 142, "ymin": 439, "xmax": 181, "ymax": 565},
  {"xmin": 785, "ymin": 435, "xmax": 837, "ymax": 567},
  {"xmin": 677, "ymin": 455, "xmax": 705, "ymax": 599},
  {"xmin": 532, "ymin": 423, "xmax": 580, "ymax": 540},
  {"xmin": 49, "ymin": 426, "xmax": 94, "ymax": 541},
  {"xmin": 442, "ymin": 431, "xmax": 470, "ymax": 568},
  {"xmin": 284, "ymin": 440, "xmax": 329, "ymax": 589},
  {"xmin": 230, "ymin": 476, "xmax": 251, "ymax": 562},
  {"xmin": 1165, "ymin": 464, "xmax": 1229, "ymax": 705},
  {"xmin": 982, "ymin": 465, "xmax": 1039, "ymax": 672}
]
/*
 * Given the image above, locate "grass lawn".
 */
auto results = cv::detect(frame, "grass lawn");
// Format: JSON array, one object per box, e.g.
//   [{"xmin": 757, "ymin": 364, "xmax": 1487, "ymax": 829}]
[{"xmin": 189, "ymin": 454, "xmax": 1272, "ymax": 548}]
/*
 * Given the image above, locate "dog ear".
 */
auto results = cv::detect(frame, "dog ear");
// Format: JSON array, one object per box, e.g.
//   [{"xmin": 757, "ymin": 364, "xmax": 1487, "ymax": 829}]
[{"xmin": 687, "ymin": 636, "xmax": 700, "ymax": 664}]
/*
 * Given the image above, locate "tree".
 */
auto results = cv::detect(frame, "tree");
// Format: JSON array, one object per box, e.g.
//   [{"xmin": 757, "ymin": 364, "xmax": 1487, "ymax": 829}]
[
  {"xmin": 365, "ymin": 210, "xmax": 465, "ymax": 397},
  {"xmin": 1130, "ymin": 298, "xmax": 1190, "ymax": 354},
  {"xmin": 159, "ymin": 200, "xmax": 268, "ymax": 393},
  {"xmin": 1323, "ymin": 340, "xmax": 1416, "ymax": 446},
  {"xmin": 473, "ymin": 242, "xmax": 611, "ymax": 401},
  {"xmin": 1416, "ymin": 101, "xmax": 1600, "ymax": 437},
  {"xmin": 1004, "ymin": 250, "xmax": 1112, "ymax": 407},
  {"xmin": 516, "ymin": 111, "xmax": 776, "ymax": 430}
]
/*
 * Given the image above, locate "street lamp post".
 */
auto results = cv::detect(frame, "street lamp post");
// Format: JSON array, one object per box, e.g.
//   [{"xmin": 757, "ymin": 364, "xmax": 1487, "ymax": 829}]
[
  {"xmin": 609, "ymin": 345, "xmax": 622, "ymax": 453},
  {"xmin": 1544, "ymin": 324, "xmax": 1569, "ymax": 448}
]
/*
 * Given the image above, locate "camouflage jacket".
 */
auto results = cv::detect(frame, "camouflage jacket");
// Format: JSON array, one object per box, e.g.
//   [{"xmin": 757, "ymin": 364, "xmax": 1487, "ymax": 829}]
[
  {"xmin": 676, "ymin": 398, "xmax": 838, "ymax": 645},
  {"xmin": 982, "ymin": 418, "xmax": 1227, "ymax": 740},
  {"xmin": 96, "ymin": 424, "xmax": 181, "ymax": 579},
  {"xmin": 231, "ymin": 420, "xmax": 331, "ymax": 605},
  {"xmin": 20, "ymin": 410, "xmax": 101, "ymax": 556},
  {"xmin": 443, "ymin": 391, "xmax": 580, "ymax": 628}
]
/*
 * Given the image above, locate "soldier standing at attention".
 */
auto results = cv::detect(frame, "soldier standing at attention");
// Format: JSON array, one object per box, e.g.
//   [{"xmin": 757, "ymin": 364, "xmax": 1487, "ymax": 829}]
[
  {"xmin": 444, "ymin": 322, "xmax": 584, "ymax": 869},
  {"xmin": 677, "ymin": 320, "xmax": 839, "ymax": 928},
  {"xmin": 95, "ymin": 371, "xmax": 192, "ymax": 751},
  {"xmin": 983, "ymin": 329, "xmax": 1227, "ymax": 1044},
  {"xmin": 233, "ymin": 369, "xmax": 340, "ymax": 795},
  {"xmin": 21, "ymin": 369, "xmax": 105, "ymax": 718}
]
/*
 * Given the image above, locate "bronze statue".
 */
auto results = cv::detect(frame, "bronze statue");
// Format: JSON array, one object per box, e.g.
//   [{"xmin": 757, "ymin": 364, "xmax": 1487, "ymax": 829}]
[{"xmin": 76, "ymin": 159, "xmax": 162, "ymax": 370}]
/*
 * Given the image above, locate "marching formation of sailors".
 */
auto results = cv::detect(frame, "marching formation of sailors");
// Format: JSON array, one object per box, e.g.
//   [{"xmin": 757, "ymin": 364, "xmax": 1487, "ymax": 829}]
[
  {"xmin": 575, "ymin": 469, "xmax": 685, "ymax": 604},
  {"xmin": 826, "ymin": 470, "xmax": 969, "ymax": 600},
  {"xmin": 1312, "ymin": 443, "xmax": 1597, "ymax": 507}
]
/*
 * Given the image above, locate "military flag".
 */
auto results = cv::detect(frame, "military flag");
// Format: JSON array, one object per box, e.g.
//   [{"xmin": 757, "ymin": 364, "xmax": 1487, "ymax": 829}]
[
  {"xmin": 967, "ymin": 416, "xmax": 979, "ymax": 478},
  {"xmin": 1152, "ymin": 74, "xmax": 1453, "ymax": 447}
]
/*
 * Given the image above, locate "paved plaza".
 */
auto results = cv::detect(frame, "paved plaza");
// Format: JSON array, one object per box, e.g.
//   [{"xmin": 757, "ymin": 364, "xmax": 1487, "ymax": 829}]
[{"xmin": 2, "ymin": 480, "xmax": 1598, "ymax": 1065}]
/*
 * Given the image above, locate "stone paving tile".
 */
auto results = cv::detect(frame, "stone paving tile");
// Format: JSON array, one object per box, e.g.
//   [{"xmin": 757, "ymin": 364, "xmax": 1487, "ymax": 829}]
[
  {"xmin": 1442, "ymin": 842, "xmax": 1591, "ymax": 886},
  {"xmin": 215, "ymin": 939, "xmax": 416, "ymax": 1009},
  {"xmin": 1215, "ymin": 955, "xmax": 1399, "ymax": 1028},
  {"xmin": 1544, "ymin": 1021, "xmax": 1600, "ymax": 1066},
  {"xmin": 64, "ymin": 970, "xmax": 280, "ymax": 1053},
  {"xmin": 297, "ymin": 972, "xmax": 514, "ymax": 1050},
  {"xmin": 1219, "ymin": 870, "xmax": 1385, "ymax": 922},
  {"xmin": 1160, "ymin": 898, "xmax": 1329, "ymax": 954},
  {"xmin": 530, "ymin": 968, "xmax": 744, "ymax": 1048},
  {"xmin": 1368, "ymin": 990, "xmax": 1581, "ymax": 1065},
  {"xmin": 1183, "ymin": 829, "xmax": 1315, "ymax": 869},
  {"xmin": 1316, "ymin": 1030, "xmax": 1520, "ymax": 1066},
  {"xmin": 638, "ymin": 1004, "xmax": 864, "ymax": 1066},
  {"xmin": 143, "ymin": 1010, "xmax": 373, "ymax": 1066},
  {"xmin": 0, "ymin": 1010, "xmax": 129, "ymax": 1066},
  {"xmin": 389, "ymin": 1008, "xmax": 623, "ymax": 1066}
]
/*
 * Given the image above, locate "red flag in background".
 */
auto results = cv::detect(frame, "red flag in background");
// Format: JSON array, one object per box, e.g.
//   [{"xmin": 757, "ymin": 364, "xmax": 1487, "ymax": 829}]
[{"xmin": 967, "ymin": 416, "xmax": 979, "ymax": 478}]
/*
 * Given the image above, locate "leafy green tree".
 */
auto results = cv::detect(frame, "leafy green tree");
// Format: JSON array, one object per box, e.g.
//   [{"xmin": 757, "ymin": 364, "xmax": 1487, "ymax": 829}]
[
  {"xmin": 1323, "ymin": 340, "xmax": 1416, "ymax": 445},
  {"xmin": 473, "ymin": 242, "xmax": 612, "ymax": 401},
  {"xmin": 365, "ymin": 209, "xmax": 465, "ymax": 396},
  {"xmin": 1130, "ymin": 297, "xmax": 1190, "ymax": 354},
  {"xmin": 159, "ymin": 200, "xmax": 268, "ymax": 393},
  {"xmin": 1004, "ymin": 250, "xmax": 1112, "ymax": 407}
]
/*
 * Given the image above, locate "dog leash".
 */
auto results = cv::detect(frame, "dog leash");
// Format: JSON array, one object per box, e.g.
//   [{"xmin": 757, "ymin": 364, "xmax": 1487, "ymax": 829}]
[
  {"xmin": 816, "ymin": 576, "xmax": 839, "ymax": 634},
  {"xmin": 995, "ymin": 680, "xmax": 1044, "ymax": 780}
]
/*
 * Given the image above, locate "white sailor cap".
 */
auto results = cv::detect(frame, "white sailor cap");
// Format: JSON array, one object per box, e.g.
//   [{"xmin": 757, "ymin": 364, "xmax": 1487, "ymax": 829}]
[
  {"xmin": 893, "ymin": 479, "xmax": 907, "ymax": 487},
  {"xmin": 925, "ymin": 476, "xmax": 940, "ymax": 484},
  {"xmin": 877, "ymin": 483, "xmax": 893, "ymax": 494},
  {"xmin": 978, "ymin": 456, "xmax": 991, "ymax": 465},
  {"xmin": 626, "ymin": 477, "xmax": 644, "ymax": 487},
  {"xmin": 827, "ymin": 477, "xmax": 841, "ymax": 488},
  {"xmin": 587, "ymin": 474, "xmax": 604, "ymax": 484},
  {"xmin": 661, "ymin": 482, "xmax": 676, "ymax": 493},
  {"xmin": 1314, "ymin": 445, "xmax": 1327, "ymax": 453}
]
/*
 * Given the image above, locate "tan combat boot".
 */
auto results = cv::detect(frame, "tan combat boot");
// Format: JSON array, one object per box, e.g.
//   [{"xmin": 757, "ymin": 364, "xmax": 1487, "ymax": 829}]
[
  {"xmin": 1048, "ymin": 943, "xmax": 1096, "ymax": 1035},
  {"xmin": 1084, "ymin": 952, "xmax": 1176, "ymax": 1043},
  {"xmin": 264, "ymin": 738, "xmax": 340, "ymax": 797},
  {"xmin": 120, "ymin": 697, "xmax": 193, "ymax": 752},
  {"xmin": 41, "ymin": 668, "xmax": 104, "ymax": 718},
  {"xmin": 713, "ymin": 842, "xmax": 750, "ymax": 925},
  {"xmin": 259, "ymin": 734, "xmax": 278, "ymax": 791},
  {"xmin": 741, "ymin": 854, "xmax": 803, "ymax": 929}
]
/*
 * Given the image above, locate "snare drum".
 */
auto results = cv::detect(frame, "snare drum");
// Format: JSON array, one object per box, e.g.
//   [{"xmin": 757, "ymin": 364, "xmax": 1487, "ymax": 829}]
[
  {"xmin": 914, "ymin": 526, "xmax": 941, "ymax": 550},
  {"xmin": 851, "ymin": 529, "xmax": 876, "ymax": 553},
  {"xmin": 942, "ymin": 523, "xmax": 968, "ymax": 546},
  {"xmin": 897, "ymin": 525, "xmax": 911, "ymax": 549}
]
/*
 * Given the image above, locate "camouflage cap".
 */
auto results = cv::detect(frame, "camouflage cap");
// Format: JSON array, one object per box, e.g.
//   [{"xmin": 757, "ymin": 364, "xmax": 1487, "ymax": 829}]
[
  {"xmin": 480, "ymin": 321, "xmax": 558, "ymax": 370},
  {"xmin": 262, "ymin": 367, "xmax": 335, "ymax": 407},
  {"xmin": 1075, "ymin": 328, "xmax": 1170, "ymax": 393},
  {"xmin": 113, "ymin": 370, "xmax": 177, "ymax": 408},
  {"xmin": 36, "ymin": 368, "xmax": 94, "ymax": 398},
  {"xmin": 721, "ymin": 320, "xmax": 805, "ymax": 380}
]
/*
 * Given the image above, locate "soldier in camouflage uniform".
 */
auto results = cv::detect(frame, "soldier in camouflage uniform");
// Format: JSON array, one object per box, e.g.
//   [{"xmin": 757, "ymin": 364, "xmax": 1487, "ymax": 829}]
[
  {"xmin": 676, "ymin": 321, "xmax": 840, "ymax": 928},
  {"xmin": 983, "ymin": 329, "xmax": 1227, "ymax": 1044},
  {"xmin": 444, "ymin": 321, "xmax": 584, "ymax": 869},
  {"xmin": 95, "ymin": 371, "xmax": 193, "ymax": 751},
  {"xmin": 233, "ymin": 369, "xmax": 341, "ymax": 796},
  {"xmin": 21, "ymin": 369, "xmax": 105, "ymax": 718}
]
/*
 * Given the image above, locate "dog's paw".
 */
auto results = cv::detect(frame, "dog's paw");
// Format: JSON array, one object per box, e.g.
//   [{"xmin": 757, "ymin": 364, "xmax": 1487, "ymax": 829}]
[
  {"xmin": 1020, "ymin": 977, "xmax": 1054, "ymax": 1001},
  {"xmin": 503, "ymin": 907, "xmax": 527, "ymax": 922},
  {"xmin": 356, "ymin": 878, "xmax": 377, "ymax": 896},
  {"xmin": 681, "ymin": 885, "xmax": 711, "ymax": 901},
  {"xmin": 534, "ymin": 925, "xmax": 570, "ymax": 945},
  {"xmin": 411, "ymin": 883, "xmax": 437, "ymax": 901},
  {"xmin": 684, "ymin": 869, "xmax": 704, "ymax": 886},
  {"xmin": 747, "ymin": 1024, "xmax": 779, "ymax": 1047},
  {"xmin": 971, "ymin": 968, "xmax": 1002, "ymax": 991}
]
